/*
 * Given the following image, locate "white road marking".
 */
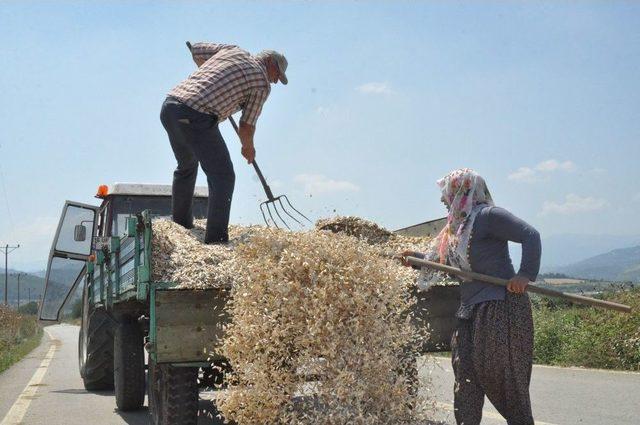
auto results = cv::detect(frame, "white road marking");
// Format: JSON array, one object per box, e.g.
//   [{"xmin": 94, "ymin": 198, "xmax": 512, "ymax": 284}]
[
  {"xmin": 0, "ymin": 330, "xmax": 57, "ymax": 425},
  {"xmin": 435, "ymin": 401, "xmax": 559, "ymax": 425},
  {"xmin": 532, "ymin": 363, "xmax": 640, "ymax": 375}
]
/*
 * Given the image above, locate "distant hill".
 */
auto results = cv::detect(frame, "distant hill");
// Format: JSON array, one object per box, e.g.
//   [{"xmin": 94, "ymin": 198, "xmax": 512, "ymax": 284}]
[
  {"xmin": 554, "ymin": 245, "xmax": 640, "ymax": 282},
  {"xmin": 33, "ymin": 270, "xmax": 47, "ymax": 278},
  {"xmin": 0, "ymin": 269, "xmax": 46, "ymax": 305},
  {"xmin": 540, "ymin": 233, "xmax": 640, "ymax": 270}
]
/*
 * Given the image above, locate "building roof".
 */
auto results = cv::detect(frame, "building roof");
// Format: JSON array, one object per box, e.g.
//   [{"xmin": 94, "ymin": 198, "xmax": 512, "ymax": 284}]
[
  {"xmin": 394, "ymin": 217, "xmax": 447, "ymax": 238},
  {"xmin": 106, "ymin": 183, "xmax": 208, "ymax": 198}
]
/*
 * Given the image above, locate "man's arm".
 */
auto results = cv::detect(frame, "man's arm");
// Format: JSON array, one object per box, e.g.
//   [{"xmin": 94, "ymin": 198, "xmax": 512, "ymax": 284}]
[
  {"xmin": 238, "ymin": 122, "xmax": 256, "ymax": 164},
  {"xmin": 238, "ymin": 89, "xmax": 270, "ymax": 163},
  {"xmin": 187, "ymin": 42, "xmax": 234, "ymax": 67}
]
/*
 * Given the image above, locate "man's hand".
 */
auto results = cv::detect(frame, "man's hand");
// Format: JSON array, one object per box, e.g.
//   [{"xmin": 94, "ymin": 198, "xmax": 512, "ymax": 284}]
[
  {"xmin": 238, "ymin": 121, "xmax": 256, "ymax": 164},
  {"xmin": 241, "ymin": 144, "xmax": 255, "ymax": 164},
  {"xmin": 507, "ymin": 275, "xmax": 529, "ymax": 294}
]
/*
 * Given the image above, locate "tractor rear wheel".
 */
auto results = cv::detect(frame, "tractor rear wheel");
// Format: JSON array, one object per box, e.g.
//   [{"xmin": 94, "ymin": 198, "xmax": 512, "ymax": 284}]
[
  {"xmin": 148, "ymin": 358, "xmax": 199, "ymax": 425},
  {"xmin": 78, "ymin": 285, "xmax": 115, "ymax": 391},
  {"xmin": 114, "ymin": 322, "xmax": 145, "ymax": 411}
]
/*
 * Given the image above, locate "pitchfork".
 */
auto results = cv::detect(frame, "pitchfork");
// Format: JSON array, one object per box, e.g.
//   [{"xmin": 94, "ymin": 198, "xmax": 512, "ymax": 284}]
[{"xmin": 228, "ymin": 116, "xmax": 312, "ymax": 229}]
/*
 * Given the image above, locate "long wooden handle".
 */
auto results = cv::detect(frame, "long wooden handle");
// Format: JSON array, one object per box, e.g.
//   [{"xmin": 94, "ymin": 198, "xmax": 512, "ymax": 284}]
[
  {"xmin": 228, "ymin": 116, "xmax": 275, "ymax": 200},
  {"xmin": 405, "ymin": 256, "xmax": 632, "ymax": 314}
]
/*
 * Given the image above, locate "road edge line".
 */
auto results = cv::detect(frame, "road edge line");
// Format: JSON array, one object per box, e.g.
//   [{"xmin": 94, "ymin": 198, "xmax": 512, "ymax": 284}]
[
  {"xmin": 0, "ymin": 329, "xmax": 56, "ymax": 425},
  {"xmin": 532, "ymin": 363, "xmax": 640, "ymax": 376}
]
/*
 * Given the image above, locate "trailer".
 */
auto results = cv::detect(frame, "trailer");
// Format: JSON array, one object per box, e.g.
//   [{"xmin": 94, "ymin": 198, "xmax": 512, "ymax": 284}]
[{"xmin": 39, "ymin": 183, "xmax": 458, "ymax": 424}]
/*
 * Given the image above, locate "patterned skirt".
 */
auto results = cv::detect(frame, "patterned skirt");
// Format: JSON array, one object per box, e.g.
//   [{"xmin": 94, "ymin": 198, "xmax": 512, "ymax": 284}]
[{"xmin": 451, "ymin": 292, "xmax": 534, "ymax": 425}]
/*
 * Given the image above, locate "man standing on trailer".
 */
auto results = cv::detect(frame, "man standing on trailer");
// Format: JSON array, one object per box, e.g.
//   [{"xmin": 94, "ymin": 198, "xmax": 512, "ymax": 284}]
[{"xmin": 160, "ymin": 41, "xmax": 288, "ymax": 243}]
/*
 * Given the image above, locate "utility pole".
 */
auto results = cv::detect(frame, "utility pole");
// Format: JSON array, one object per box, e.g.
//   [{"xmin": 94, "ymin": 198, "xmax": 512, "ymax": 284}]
[
  {"xmin": 1, "ymin": 244, "xmax": 20, "ymax": 306},
  {"xmin": 28, "ymin": 286, "xmax": 31, "ymax": 303},
  {"xmin": 16, "ymin": 272, "xmax": 24, "ymax": 309}
]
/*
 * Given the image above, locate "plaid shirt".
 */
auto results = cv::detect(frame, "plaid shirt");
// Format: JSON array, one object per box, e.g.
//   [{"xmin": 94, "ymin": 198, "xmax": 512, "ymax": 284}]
[{"xmin": 168, "ymin": 43, "xmax": 271, "ymax": 126}]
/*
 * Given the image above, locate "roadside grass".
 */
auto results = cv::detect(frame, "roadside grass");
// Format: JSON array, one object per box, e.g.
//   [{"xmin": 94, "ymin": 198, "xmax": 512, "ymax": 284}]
[
  {"xmin": 0, "ymin": 305, "xmax": 43, "ymax": 374},
  {"xmin": 532, "ymin": 288, "xmax": 640, "ymax": 371}
]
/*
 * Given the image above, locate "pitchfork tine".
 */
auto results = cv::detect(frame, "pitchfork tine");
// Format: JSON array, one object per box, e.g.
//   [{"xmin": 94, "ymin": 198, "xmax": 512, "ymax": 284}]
[
  {"xmin": 277, "ymin": 197, "xmax": 303, "ymax": 226},
  {"xmin": 228, "ymin": 115, "xmax": 312, "ymax": 229},
  {"xmin": 281, "ymin": 195, "xmax": 312, "ymax": 224},
  {"xmin": 259, "ymin": 203, "xmax": 270, "ymax": 227},
  {"xmin": 263, "ymin": 202, "xmax": 280, "ymax": 229},
  {"xmin": 271, "ymin": 201, "xmax": 291, "ymax": 230}
]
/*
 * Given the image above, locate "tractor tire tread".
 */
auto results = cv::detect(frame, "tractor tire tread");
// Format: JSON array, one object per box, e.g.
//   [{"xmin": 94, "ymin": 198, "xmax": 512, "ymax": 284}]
[
  {"xmin": 81, "ymin": 309, "xmax": 115, "ymax": 390},
  {"xmin": 150, "ymin": 363, "xmax": 198, "ymax": 425},
  {"xmin": 114, "ymin": 323, "xmax": 145, "ymax": 411},
  {"xmin": 165, "ymin": 367, "xmax": 198, "ymax": 425}
]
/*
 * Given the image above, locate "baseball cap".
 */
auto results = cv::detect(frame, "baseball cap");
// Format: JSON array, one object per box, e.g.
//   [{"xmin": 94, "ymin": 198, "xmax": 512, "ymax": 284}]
[{"xmin": 258, "ymin": 49, "xmax": 288, "ymax": 85}]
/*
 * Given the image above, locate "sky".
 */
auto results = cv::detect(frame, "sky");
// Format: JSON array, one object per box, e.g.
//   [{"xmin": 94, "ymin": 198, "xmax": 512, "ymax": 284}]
[{"xmin": 1, "ymin": 1, "xmax": 639, "ymax": 271}]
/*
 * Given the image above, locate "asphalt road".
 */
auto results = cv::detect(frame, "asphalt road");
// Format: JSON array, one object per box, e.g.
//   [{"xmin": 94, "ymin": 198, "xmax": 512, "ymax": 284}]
[
  {"xmin": 0, "ymin": 324, "xmax": 223, "ymax": 425},
  {"xmin": 424, "ymin": 357, "xmax": 640, "ymax": 425},
  {"xmin": 1, "ymin": 324, "xmax": 639, "ymax": 424}
]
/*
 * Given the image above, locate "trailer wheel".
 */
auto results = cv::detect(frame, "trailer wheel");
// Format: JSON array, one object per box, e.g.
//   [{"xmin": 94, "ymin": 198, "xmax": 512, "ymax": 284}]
[
  {"xmin": 114, "ymin": 322, "xmax": 145, "ymax": 411},
  {"xmin": 78, "ymin": 285, "xmax": 115, "ymax": 391},
  {"xmin": 148, "ymin": 358, "xmax": 199, "ymax": 425}
]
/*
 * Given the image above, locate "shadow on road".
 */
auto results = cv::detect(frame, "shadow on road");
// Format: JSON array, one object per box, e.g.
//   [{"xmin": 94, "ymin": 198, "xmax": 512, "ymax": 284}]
[
  {"xmin": 117, "ymin": 406, "xmax": 150, "ymax": 425},
  {"xmin": 114, "ymin": 399, "xmax": 225, "ymax": 425},
  {"xmin": 51, "ymin": 388, "xmax": 114, "ymax": 397}
]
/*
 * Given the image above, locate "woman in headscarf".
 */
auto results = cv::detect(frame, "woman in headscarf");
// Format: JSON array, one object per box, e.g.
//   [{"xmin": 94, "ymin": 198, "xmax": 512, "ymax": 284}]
[{"xmin": 402, "ymin": 168, "xmax": 541, "ymax": 425}]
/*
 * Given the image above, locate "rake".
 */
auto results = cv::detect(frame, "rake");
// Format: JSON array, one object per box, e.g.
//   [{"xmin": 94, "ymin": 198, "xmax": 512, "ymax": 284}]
[
  {"xmin": 228, "ymin": 116, "xmax": 312, "ymax": 229},
  {"xmin": 401, "ymin": 255, "xmax": 632, "ymax": 313}
]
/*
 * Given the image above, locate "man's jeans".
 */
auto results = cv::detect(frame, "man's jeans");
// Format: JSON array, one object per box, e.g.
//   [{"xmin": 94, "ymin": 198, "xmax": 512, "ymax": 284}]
[{"xmin": 160, "ymin": 97, "xmax": 235, "ymax": 243}]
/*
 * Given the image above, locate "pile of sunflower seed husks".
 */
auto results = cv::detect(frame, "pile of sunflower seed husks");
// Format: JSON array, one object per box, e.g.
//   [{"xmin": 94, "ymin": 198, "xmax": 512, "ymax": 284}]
[
  {"xmin": 151, "ymin": 216, "xmax": 430, "ymax": 289},
  {"xmin": 151, "ymin": 220, "xmax": 261, "ymax": 288},
  {"xmin": 151, "ymin": 216, "xmax": 436, "ymax": 424}
]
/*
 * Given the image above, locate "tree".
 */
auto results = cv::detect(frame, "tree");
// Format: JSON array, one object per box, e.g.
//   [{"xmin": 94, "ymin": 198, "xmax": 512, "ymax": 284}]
[
  {"xmin": 70, "ymin": 298, "xmax": 82, "ymax": 319},
  {"xmin": 17, "ymin": 301, "xmax": 39, "ymax": 316}
]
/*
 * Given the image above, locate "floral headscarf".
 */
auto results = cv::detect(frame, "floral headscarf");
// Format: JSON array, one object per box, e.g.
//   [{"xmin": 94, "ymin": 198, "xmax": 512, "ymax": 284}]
[{"xmin": 429, "ymin": 168, "xmax": 494, "ymax": 269}]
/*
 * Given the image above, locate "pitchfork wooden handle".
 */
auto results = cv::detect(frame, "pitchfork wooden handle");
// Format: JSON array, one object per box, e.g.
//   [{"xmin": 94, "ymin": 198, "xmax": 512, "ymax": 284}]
[
  {"xmin": 251, "ymin": 162, "xmax": 275, "ymax": 200},
  {"xmin": 405, "ymin": 256, "xmax": 632, "ymax": 313},
  {"xmin": 228, "ymin": 116, "xmax": 275, "ymax": 200}
]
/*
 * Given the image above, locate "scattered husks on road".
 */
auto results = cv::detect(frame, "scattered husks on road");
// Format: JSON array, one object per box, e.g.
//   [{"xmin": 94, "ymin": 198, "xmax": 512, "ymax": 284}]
[{"xmin": 151, "ymin": 216, "xmax": 435, "ymax": 424}]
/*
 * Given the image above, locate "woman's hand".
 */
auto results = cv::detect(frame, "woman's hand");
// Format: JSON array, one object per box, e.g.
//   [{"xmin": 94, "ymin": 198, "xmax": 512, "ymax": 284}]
[
  {"xmin": 507, "ymin": 275, "xmax": 529, "ymax": 294},
  {"xmin": 396, "ymin": 250, "xmax": 416, "ymax": 267}
]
